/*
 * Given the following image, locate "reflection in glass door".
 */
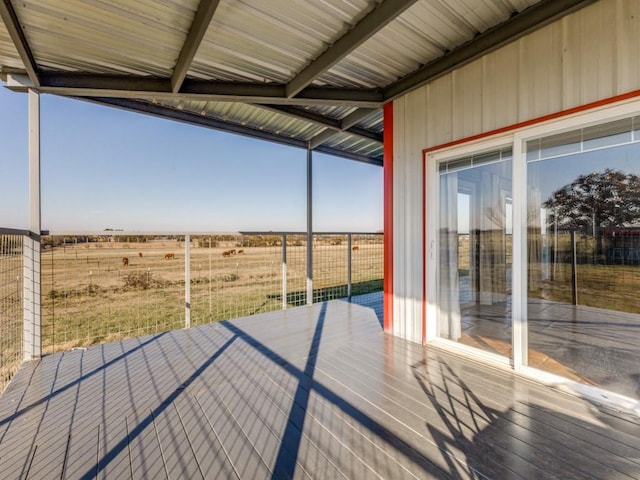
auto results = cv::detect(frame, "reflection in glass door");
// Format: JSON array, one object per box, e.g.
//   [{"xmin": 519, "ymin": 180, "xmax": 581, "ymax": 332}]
[
  {"xmin": 526, "ymin": 117, "xmax": 640, "ymax": 399},
  {"xmin": 437, "ymin": 149, "xmax": 513, "ymax": 357}
]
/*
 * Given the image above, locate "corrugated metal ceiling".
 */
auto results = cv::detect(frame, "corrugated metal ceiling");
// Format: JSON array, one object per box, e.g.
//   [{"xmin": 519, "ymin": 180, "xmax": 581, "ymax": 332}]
[{"xmin": 0, "ymin": 0, "xmax": 593, "ymax": 164}]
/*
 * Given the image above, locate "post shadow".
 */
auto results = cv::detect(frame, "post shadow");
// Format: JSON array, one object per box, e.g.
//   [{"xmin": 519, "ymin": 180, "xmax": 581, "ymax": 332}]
[
  {"xmin": 270, "ymin": 302, "xmax": 326, "ymax": 479},
  {"xmin": 78, "ymin": 334, "xmax": 237, "ymax": 480}
]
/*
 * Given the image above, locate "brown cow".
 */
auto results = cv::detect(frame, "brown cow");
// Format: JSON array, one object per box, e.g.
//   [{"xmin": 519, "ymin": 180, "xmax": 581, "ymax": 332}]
[
  {"xmin": 138, "ymin": 252, "xmax": 143, "ymax": 257},
  {"xmin": 122, "ymin": 257, "xmax": 129, "ymax": 266},
  {"xmin": 164, "ymin": 253, "xmax": 175, "ymax": 260},
  {"xmin": 237, "ymin": 249, "xmax": 244, "ymax": 254},
  {"xmin": 222, "ymin": 250, "xmax": 232, "ymax": 257},
  {"xmin": 352, "ymin": 245, "xmax": 359, "ymax": 251},
  {"xmin": 229, "ymin": 249, "xmax": 236, "ymax": 255}
]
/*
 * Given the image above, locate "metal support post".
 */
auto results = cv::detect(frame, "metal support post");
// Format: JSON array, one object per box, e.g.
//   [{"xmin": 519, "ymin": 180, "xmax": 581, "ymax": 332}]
[
  {"xmin": 185, "ymin": 235, "xmax": 191, "ymax": 328},
  {"xmin": 24, "ymin": 89, "xmax": 41, "ymax": 360},
  {"xmin": 347, "ymin": 234, "xmax": 352, "ymax": 300},
  {"xmin": 306, "ymin": 148, "xmax": 313, "ymax": 306},
  {"xmin": 282, "ymin": 234, "xmax": 287, "ymax": 310}
]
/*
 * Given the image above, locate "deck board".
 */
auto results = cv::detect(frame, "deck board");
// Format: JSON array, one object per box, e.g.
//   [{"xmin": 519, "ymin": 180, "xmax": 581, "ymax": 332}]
[
  {"xmin": 172, "ymin": 395, "xmax": 238, "ymax": 480},
  {"xmin": 338, "ymin": 338, "xmax": 638, "ymax": 479},
  {"xmin": 1, "ymin": 293, "xmax": 639, "ymax": 479}
]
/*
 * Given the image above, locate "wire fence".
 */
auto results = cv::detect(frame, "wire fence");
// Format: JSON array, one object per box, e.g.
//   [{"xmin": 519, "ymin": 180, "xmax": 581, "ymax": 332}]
[
  {"xmin": 40, "ymin": 232, "xmax": 383, "ymax": 353},
  {"xmin": 0, "ymin": 231, "xmax": 24, "ymax": 392},
  {"xmin": 529, "ymin": 230, "xmax": 640, "ymax": 315}
]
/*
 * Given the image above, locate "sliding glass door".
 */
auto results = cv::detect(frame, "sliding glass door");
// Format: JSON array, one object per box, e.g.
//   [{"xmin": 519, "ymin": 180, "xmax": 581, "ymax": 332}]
[
  {"xmin": 525, "ymin": 117, "xmax": 640, "ymax": 399},
  {"xmin": 428, "ymin": 108, "xmax": 640, "ymax": 403}
]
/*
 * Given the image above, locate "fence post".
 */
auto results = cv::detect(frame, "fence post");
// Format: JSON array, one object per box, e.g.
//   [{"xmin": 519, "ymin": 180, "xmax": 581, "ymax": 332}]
[
  {"xmin": 185, "ymin": 235, "xmax": 191, "ymax": 328},
  {"xmin": 571, "ymin": 230, "xmax": 578, "ymax": 306},
  {"xmin": 282, "ymin": 234, "xmax": 287, "ymax": 310},
  {"xmin": 347, "ymin": 234, "xmax": 352, "ymax": 300}
]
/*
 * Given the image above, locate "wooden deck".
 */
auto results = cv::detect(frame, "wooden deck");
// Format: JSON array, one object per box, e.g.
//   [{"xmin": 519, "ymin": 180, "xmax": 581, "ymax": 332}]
[{"xmin": 1, "ymin": 293, "xmax": 639, "ymax": 479}]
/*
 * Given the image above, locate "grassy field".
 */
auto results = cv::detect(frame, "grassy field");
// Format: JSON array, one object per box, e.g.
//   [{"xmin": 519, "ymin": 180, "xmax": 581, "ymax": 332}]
[
  {"xmin": 457, "ymin": 231, "xmax": 640, "ymax": 314},
  {"xmin": 40, "ymin": 235, "xmax": 383, "ymax": 353}
]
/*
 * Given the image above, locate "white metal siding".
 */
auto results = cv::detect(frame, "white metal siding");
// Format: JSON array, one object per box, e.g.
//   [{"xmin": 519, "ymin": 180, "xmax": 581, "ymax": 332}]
[
  {"xmin": 392, "ymin": 90, "xmax": 426, "ymax": 344},
  {"xmin": 391, "ymin": 0, "xmax": 640, "ymax": 343}
]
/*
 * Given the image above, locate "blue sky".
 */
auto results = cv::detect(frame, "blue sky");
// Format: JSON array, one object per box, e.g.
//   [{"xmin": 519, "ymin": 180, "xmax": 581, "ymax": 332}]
[{"xmin": 0, "ymin": 87, "xmax": 382, "ymax": 232}]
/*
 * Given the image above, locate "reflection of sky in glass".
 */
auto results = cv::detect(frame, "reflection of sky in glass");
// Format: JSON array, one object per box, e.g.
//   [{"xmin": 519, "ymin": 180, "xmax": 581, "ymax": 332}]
[
  {"xmin": 458, "ymin": 193, "xmax": 470, "ymax": 234},
  {"xmin": 528, "ymin": 143, "xmax": 640, "ymax": 200}
]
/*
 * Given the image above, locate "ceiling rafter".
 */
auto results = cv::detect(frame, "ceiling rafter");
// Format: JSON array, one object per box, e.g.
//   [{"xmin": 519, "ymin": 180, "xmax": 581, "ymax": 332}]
[
  {"xmin": 255, "ymin": 104, "xmax": 341, "ymax": 129},
  {"xmin": 308, "ymin": 107, "xmax": 379, "ymax": 149},
  {"xmin": 0, "ymin": 0, "xmax": 39, "ymax": 86},
  {"xmin": 285, "ymin": 0, "xmax": 418, "ymax": 98},
  {"xmin": 309, "ymin": 129, "xmax": 339, "ymax": 150},
  {"xmin": 255, "ymin": 105, "xmax": 382, "ymax": 144},
  {"xmin": 383, "ymin": 0, "xmax": 598, "ymax": 101},
  {"xmin": 171, "ymin": 0, "xmax": 221, "ymax": 93},
  {"xmin": 340, "ymin": 108, "xmax": 379, "ymax": 130}
]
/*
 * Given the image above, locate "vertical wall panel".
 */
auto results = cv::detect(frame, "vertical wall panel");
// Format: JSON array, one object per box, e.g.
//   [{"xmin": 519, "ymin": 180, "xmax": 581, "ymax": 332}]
[
  {"xmin": 519, "ymin": 23, "xmax": 563, "ymax": 121},
  {"xmin": 482, "ymin": 42, "xmax": 520, "ymax": 132},
  {"xmin": 452, "ymin": 61, "xmax": 484, "ymax": 140},
  {"xmin": 392, "ymin": 87, "xmax": 426, "ymax": 344},
  {"xmin": 392, "ymin": 96, "xmax": 406, "ymax": 340},
  {"xmin": 615, "ymin": 0, "xmax": 640, "ymax": 93},
  {"xmin": 426, "ymin": 75, "xmax": 453, "ymax": 149},
  {"xmin": 391, "ymin": 0, "xmax": 640, "ymax": 342}
]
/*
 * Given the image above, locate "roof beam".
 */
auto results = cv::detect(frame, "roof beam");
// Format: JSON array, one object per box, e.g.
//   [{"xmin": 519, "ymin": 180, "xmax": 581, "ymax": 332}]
[
  {"xmin": 0, "ymin": 0, "xmax": 39, "ymax": 86},
  {"xmin": 82, "ymin": 97, "xmax": 381, "ymax": 166},
  {"xmin": 383, "ymin": 0, "xmax": 597, "ymax": 101},
  {"xmin": 308, "ymin": 107, "xmax": 379, "ymax": 149},
  {"xmin": 171, "ymin": 0, "xmax": 221, "ymax": 93},
  {"xmin": 340, "ymin": 108, "xmax": 378, "ymax": 130},
  {"xmin": 309, "ymin": 129, "xmax": 339, "ymax": 150},
  {"xmin": 285, "ymin": 0, "xmax": 418, "ymax": 98},
  {"xmin": 254, "ymin": 104, "xmax": 341, "ymax": 130},
  {"xmin": 7, "ymin": 73, "xmax": 383, "ymax": 107},
  {"xmin": 257, "ymin": 104, "xmax": 382, "ymax": 144},
  {"xmin": 308, "ymin": 125, "xmax": 382, "ymax": 150}
]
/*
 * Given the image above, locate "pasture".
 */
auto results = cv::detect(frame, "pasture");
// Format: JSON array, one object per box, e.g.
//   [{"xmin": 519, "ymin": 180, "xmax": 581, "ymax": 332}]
[{"xmin": 40, "ymin": 235, "xmax": 383, "ymax": 353}]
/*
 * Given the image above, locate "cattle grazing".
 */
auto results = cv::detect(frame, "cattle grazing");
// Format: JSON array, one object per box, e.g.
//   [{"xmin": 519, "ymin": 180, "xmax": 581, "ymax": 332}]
[
  {"xmin": 222, "ymin": 250, "xmax": 232, "ymax": 257},
  {"xmin": 352, "ymin": 245, "xmax": 359, "ymax": 251},
  {"xmin": 122, "ymin": 257, "xmax": 129, "ymax": 266},
  {"xmin": 138, "ymin": 252, "xmax": 143, "ymax": 257},
  {"xmin": 237, "ymin": 249, "xmax": 244, "ymax": 254},
  {"xmin": 229, "ymin": 249, "xmax": 236, "ymax": 255},
  {"xmin": 164, "ymin": 253, "xmax": 175, "ymax": 260}
]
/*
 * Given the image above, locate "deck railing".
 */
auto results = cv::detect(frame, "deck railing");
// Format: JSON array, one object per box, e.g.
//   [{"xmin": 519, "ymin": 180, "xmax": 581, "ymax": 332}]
[
  {"xmin": 0, "ymin": 229, "xmax": 25, "ymax": 391},
  {"xmin": 39, "ymin": 232, "xmax": 383, "ymax": 354}
]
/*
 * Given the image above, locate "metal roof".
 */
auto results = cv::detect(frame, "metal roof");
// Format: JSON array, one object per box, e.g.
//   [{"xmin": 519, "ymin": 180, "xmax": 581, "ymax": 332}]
[{"xmin": 0, "ymin": 0, "xmax": 597, "ymax": 165}]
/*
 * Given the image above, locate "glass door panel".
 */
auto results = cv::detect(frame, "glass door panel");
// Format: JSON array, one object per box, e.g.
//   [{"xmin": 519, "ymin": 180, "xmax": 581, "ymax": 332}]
[
  {"xmin": 438, "ymin": 149, "xmax": 513, "ymax": 357},
  {"xmin": 526, "ymin": 117, "xmax": 640, "ymax": 400}
]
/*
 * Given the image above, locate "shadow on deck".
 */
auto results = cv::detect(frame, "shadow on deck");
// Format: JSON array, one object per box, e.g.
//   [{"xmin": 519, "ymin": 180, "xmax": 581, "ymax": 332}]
[{"xmin": 0, "ymin": 292, "xmax": 639, "ymax": 479}]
